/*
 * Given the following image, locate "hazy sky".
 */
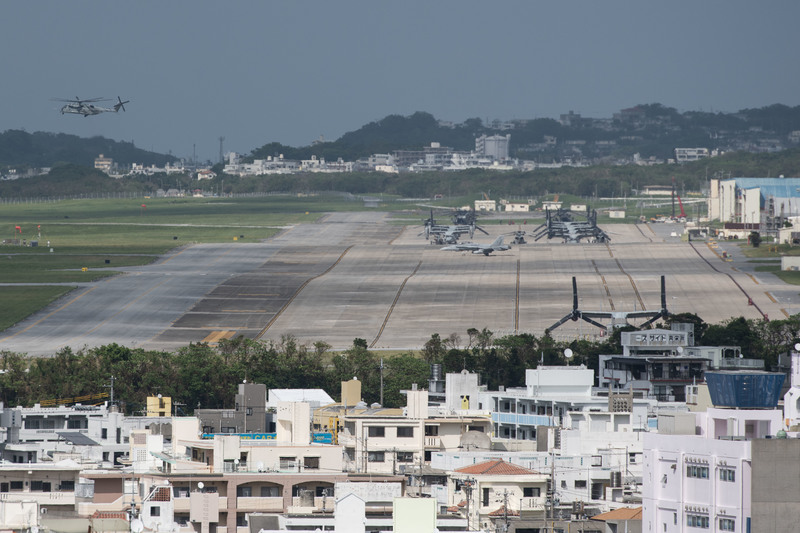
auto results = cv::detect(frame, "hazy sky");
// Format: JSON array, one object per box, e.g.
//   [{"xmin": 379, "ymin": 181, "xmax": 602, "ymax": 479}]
[{"xmin": 2, "ymin": 1, "xmax": 798, "ymax": 162}]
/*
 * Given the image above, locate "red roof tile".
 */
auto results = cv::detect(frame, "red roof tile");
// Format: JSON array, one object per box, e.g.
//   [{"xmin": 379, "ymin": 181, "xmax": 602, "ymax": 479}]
[
  {"xmin": 92, "ymin": 511, "xmax": 129, "ymax": 520},
  {"xmin": 455, "ymin": 459, "xmax": 538, "ymax": 476},
  {"xmin": 591, "ymin": 507, "xmax": 643, "ymax": 521},
  {"xmin": 488, "ymin": 505, "xmax": 519, "ymax": 517}
]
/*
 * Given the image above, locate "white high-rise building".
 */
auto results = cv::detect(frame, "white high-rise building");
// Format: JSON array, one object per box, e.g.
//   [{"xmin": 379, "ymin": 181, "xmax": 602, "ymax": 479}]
[{"xmin": 475, "ymin": 134, "xmax": 510, "ymax": 161}]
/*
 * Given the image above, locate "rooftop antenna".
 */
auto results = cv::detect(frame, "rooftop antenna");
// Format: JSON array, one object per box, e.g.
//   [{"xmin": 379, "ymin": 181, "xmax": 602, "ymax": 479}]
[{"xmin": 105, "ymin": 375, "xmax": 116, "ymax": 408}]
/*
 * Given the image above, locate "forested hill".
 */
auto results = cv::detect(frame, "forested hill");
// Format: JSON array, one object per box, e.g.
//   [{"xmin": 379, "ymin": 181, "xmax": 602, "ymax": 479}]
[
  {"xmin": 0, "ymin": 130, "xmax": 177, "ymax": 169},
  {"xmin": 249, "ymin": 104, "xmax": 800, "ymax": 163}
]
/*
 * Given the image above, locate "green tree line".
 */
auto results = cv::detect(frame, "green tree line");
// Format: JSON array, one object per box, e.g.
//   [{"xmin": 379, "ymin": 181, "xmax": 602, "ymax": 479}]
[{"xmin": 2, "ymin": 313, "xmax": 798, "ymax": 413}]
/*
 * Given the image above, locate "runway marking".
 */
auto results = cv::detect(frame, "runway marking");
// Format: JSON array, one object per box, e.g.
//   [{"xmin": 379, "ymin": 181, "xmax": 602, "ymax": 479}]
[
  {"xmin": 614, "ymin": 258, "xmax": 647, "ymax": 311},
  {"xmin": 705, "ymin": 241, "xmax": 723, "ymax": 260},
  {"xmin": 634, "ymin": 224, "xmax": 654, "ymax": 242},
  {"xmin": 689, "ymin": 242, "xmax": 768, "ymax": 320},
  {"xmin": 370, "ymin": 260, "xmax": 422, "ymax": 348},
  {"xmin": 591, "ymin": 260, "xmax": 615, "ymax": 311},
  {"xmin": 203, "ymin": 330, "xmax": 236, "ymax": 343},
  {"xmin": 765, "ymin": 292, "xmax": 777, "ymax": 303},
  {"xmin": 255, "ymin": 247, "xmax": 352, "ymax": 339},
  {"xmin": 605, "ymin": 243, "xmax": 614, "ymax": 257},
  {"xmin": 781, "ymin": 308, "xmax": 790, "ymax": 318},
  {"xmin": 747, "ymin": 273, "xmax": 759, "ymax": 284},
  {"xmin": 158, "ymin": 245, "xmax": 192, "ymax": 265},
  {"xmin": 58, "ymin": 279, "xmax": 169, "ymax": 351},
  {"xmin": 239, "ymin": 293, "xmax": 279, "ymax": 297},
  {"xmin": 0, "ymin": 286, "xmax": 98, "ymax": 344},
  {"xmin": 222, "ymin": 309, "xmax": 267, "ymax": 313}
]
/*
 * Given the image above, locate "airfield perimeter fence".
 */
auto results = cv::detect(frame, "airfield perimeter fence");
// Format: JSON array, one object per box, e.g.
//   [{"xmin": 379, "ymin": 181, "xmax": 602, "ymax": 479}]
[{"xmin": 0, "ymin": 190, "xmax": 361, "ymax": 204}]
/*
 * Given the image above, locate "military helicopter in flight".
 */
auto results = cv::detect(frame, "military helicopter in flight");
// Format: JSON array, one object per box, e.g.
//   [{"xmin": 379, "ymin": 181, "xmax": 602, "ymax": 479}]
[{"xmin": 53, "ymin": 96, "xmax": 129, "ymax": 117}]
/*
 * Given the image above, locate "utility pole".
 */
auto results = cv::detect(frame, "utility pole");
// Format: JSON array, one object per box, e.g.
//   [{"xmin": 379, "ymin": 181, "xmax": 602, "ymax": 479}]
[
  {"xmin": 463, "ymin": 477, "xmax": 475, "ymax": 530},
  {"xmin": 502, "ymin": 488, "xmax": 510, "ymax": 532},
  {"xmin": 380, "ymin": 358, "xmax": 384, "ymax": 407},
  {"xmin": 106, "ymin": 375, "xmax": 116, "ymax": 409},
  {"xmin": 546, "ymin": 452, "xmax": 555, "ymax": 532}
]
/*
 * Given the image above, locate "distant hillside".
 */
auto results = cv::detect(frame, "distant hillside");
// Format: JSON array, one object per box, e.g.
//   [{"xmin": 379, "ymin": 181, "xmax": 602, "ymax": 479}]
[
  {"xmin": 0, "ymin": 130, "xmax": 177, "ymax": 169},
  {"xmin": 247, "ymin": 103, "xmax": 800, "ymax": 164}
]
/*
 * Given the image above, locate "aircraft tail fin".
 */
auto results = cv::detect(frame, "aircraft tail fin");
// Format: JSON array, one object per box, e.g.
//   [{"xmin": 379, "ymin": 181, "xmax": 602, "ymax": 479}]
[
  {"xmin": 491, "ymin": 236, "xmax": 504, "ymax": 248},
  {"xmin": 114, "ymin": 97, "xmax": 129, "ymax": 112}
]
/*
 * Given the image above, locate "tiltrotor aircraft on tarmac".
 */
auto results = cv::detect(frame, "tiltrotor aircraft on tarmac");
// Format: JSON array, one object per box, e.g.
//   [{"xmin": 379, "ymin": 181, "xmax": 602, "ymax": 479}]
[{"xmin": 53, "ymin": 96, "xmax": 130, "ymax": 116}]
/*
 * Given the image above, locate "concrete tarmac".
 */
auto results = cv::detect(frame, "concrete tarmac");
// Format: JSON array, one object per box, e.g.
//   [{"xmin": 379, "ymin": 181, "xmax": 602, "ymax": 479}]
[{"xmin": 0, "ymin": 211, "xmax": 797, "ymax": 356}]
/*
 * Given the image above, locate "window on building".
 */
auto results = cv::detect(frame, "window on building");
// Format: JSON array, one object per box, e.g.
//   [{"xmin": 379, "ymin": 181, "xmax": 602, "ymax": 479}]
[
  {"xmin": 719, "ymin": 468, "xmax": 735, "ymax": 482},
  {"xmin": 60, "ymin": 480, "xmax": 75, "ymax": 491},
  {"xmin": 67, "ymin": 418, "xmax": 82, "ymax": 429},
  {"xmin": 574, "ymin": 480, "xmax": 587, "ymax": 489},
  {"xmin": 368, "ymin": 452, "xmax": 385, "ymax": 463},
  {"xmin": 10, "ymin": 481, "xmax": 23, "ymax": 491},
  {"xmin": 24, "ymin": 419, "xmax": 40, "ymax": 429},
  {"xmin": 397, "ymin": 427, "xmax": 414, "ymax": 438},
  {"xmin": 686, "ymin": 465, "xmax": 709, "ymax": 479},
  {"xmin": 467, "ymin": 425, "xmax": 483, "ymax": 433},
  {"xmin": 237, "ymin": 486, "xmax": 252, "ymax": 497},
  {"xmin": 686, "ymin": 514, "xmax": 709, "ymax": 528},
  {"xmin": 31, "ymin": 481, "xmax": 43, "ymax": 491},
  {"xmin": 304, "ymin": 457, "xmax": 320, "ymax": 470},
  {"xmin": 482, "ymin": 488, "xmax": 490, "ymax": 506},
  {"xmin": 523, "ymin": 487, "xmax": 540, "ymax": 497},
  {"xmin": 279, "ymin": 457, "xmax": 296, "ymax": 469},
  {"xmin": 101, "ymin": 428, "xmax": 108, "ymax": 439},
  {"xmin": 261, "ymin": 486, "xmax": 280, "ymax": 497},
  {"xmin": 236, "ymin": 514, "xmax": 247, "ymax": 527},
  {"xmin": 719, "ymin": 518, "xmax": 735, "ymax": 531},
  {"xmin": 368, "ymin": 426, "xmax": 385, "ymax": 438},
  {"xmin": 246, "ymin": 407, "xmax": 253, "ymax": 416},
  {"xmin": 397, "ymin": 452, "xmax": 414, "ymax": 463},
  {"xmin": 424, "ymin": 425, "xmax": 439, "ymax": 436},
  {"xmin": 316, "ymin": 486, "xmax": 332, "ymax": 497}
]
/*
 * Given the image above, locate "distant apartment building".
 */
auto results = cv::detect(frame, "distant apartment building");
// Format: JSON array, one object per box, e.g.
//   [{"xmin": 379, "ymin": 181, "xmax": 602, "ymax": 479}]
[
  {"xmin": 475, "ymin": 134, "xmax": 511, "ymax": 161},
  {"xmin": 674, "ymin": 147, "xmax": 709, "ymax": 162},
  {"xmin": 94, "ymin": 154, "xmax": 113, "ymax": 173}
]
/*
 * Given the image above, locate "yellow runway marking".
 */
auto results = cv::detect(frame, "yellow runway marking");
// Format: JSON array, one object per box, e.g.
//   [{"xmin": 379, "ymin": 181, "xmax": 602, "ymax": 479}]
[
  {"xmin": 781, "ymin": 308, "xmax": 790, "ymax": 318},
  {"xmin": 765, "ymin": 292, "xmax": 777, "ymax": 303},
  {"xmin": 203, "ymin": 330, "xmax": 236, "ymax": 343}
]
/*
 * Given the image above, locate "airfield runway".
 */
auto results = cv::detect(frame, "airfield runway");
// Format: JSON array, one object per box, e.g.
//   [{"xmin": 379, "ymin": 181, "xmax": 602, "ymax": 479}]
[{"xmin": 1, "ymin": 211, "xmax": 797, "ymax": 356}]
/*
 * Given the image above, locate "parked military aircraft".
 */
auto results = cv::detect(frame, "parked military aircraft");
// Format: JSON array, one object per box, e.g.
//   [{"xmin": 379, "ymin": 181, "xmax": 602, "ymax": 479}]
[
  {"xmin": 546, "ymin": 276, "xmax": 669, "ymax": 334},
  {"xmin": 419, "ymin": 206, "xmax": 488, "ymax": 244},
  {"xmin": 441, "ymin": 235, "xmax": 511, "ymax": 256},
  {"xmin": 53, "ymin": 96, "xmax": 129, "ymax": 117}
]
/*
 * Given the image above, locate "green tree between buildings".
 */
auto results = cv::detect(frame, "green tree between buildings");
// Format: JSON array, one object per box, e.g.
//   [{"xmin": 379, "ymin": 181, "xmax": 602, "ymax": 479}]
[{"xmin": 2, "ymin": 314, "xmax": 799, "ymax": 413}]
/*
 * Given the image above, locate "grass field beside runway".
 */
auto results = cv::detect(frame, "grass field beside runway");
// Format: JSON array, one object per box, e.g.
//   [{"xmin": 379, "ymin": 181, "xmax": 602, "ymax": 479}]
[{"xmin": 0, "ymin": 194, "xmax": 401, "ymax": 331}]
